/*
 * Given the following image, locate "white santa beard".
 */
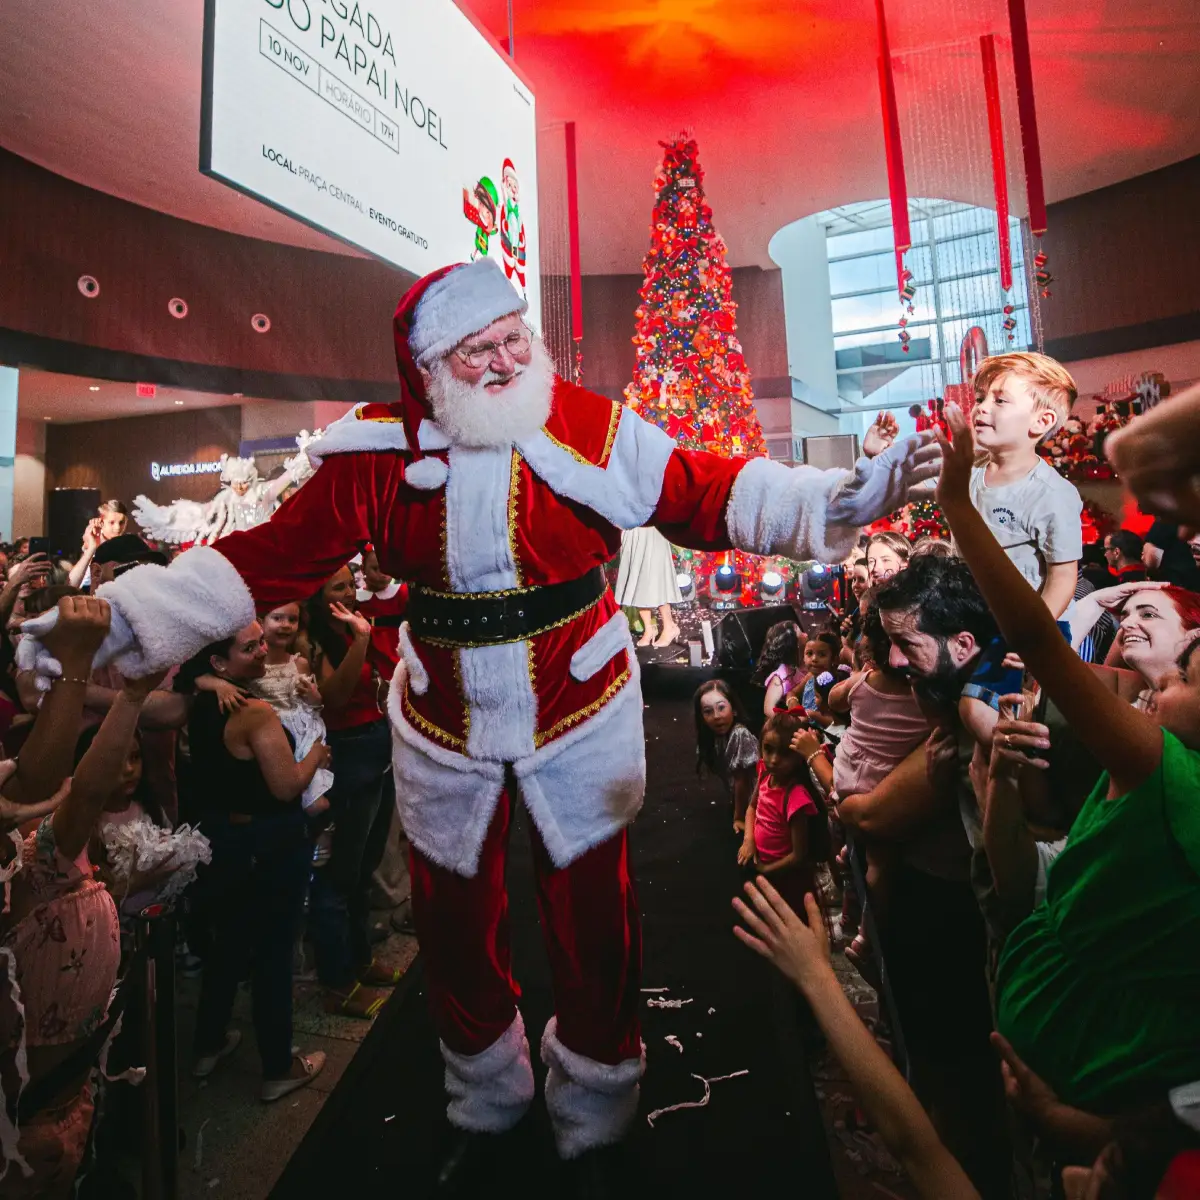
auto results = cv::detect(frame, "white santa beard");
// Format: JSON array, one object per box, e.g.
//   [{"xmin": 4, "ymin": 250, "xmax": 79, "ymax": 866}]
[{"xmin": 427, "ymin": 340, "xmax": 554, "ymax": 448}]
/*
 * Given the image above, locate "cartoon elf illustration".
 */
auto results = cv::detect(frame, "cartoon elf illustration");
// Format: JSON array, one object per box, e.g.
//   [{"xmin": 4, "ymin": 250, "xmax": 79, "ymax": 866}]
[
  {"xmin": 499, "ymin": 158, "xmax": 527, "ymax": 291},
  {"xmin": 462, "ymin": 176, "xmax": 499, "ymax": 261}
]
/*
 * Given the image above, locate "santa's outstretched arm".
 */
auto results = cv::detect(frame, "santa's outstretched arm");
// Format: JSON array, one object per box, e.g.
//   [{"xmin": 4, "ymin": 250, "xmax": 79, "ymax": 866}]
[
  {"xmin": 19, "ymin": 455, "xmax": 376, "ymax": 685},
  {"xmin": 649, "ymin": 422, "xmax": 942, "ymax": 561}
]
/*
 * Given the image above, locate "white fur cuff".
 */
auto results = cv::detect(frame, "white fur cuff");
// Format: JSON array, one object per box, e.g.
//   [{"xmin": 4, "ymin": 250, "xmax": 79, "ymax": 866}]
[
  {"xmin": 441, "ymin": 1011, "xmax": 535, "ymax": 1133},
  {"xmin": 726, "ymin": 456, "xmax": 860, "ymax": 565},
  {"xmin": 541, "ymin": 1016, "xmax": 645, "ymax": 1159},
  {"xmin": 97, "ymin": 546, "xmax": 256, "ymax": 677}
]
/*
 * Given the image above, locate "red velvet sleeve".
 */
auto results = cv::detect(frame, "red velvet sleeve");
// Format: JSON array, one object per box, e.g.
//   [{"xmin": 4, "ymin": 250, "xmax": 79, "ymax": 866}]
[
  {"xmin": 649, "ymin": 446, "xmax": 746, "ymax": 551},
  {"xmin": 214, "ymin": 454, "xmax": 378, "ymax": 610}
]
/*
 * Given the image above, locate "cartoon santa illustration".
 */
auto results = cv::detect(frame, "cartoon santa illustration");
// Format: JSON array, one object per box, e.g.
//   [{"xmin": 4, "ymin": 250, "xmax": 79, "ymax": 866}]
[
  {"xmin": 19, "ymin": 260, "xmax": 939, "ymax": 1184},
  {"xmin": 499, "ymin": 158, "xmax": 526, "ymax": 291}
]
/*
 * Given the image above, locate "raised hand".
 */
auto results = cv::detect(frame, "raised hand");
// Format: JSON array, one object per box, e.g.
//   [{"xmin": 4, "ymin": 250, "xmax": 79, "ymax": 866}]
[
  {"xmin": 1105, "ymin": 379, "xmax": 1200, "ymax": 528},
  {"xmin": 41, "ymin": 595, "xmax": 111, "ymax": 670},
  {"xmin": 862, "ymin": 411, "xmax": 899, "ymax": 458},
  {"xmin": 329, "ymin": 601, "xmax": 371, "ymax": 640},
  {"xmin": 6, "ymin": 553, "xmax": 52, "ymax": 590},
  {"xmin": 934, "ymin": 403, "xmax": 975, "ymax": 507},
  {"xmin": 81, "ymin": 519, "xmax": 102, "ymax": 554},
  {"xmin": 733, "ymin": 879, "xmax": 831, "ymax": 995}
]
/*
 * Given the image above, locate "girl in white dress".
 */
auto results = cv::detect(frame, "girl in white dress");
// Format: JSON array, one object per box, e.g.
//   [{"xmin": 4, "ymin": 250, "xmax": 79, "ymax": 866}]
[{"xmin": 197, "ymin": 602, "xmax": 334, "ymax": 815}]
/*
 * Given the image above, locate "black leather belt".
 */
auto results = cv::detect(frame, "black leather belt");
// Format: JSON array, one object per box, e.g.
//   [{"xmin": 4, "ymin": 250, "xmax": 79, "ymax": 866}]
[{"xmin": 407, "ymin": 568, "xmax": 607, "ymax": 647}]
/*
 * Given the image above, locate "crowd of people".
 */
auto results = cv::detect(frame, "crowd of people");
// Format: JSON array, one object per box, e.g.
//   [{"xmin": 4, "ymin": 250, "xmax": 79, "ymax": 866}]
[
  {"xmin": 0, "ymin": 498, "xmax": 412, "ymax": 1194},
  {"xmin": 700, "ymin": 354, "xmax": 1200, "ymax": 1198},
  {"xmin": 2, "ymin": 345, "xmax": 1199, "ymax": 1198}
]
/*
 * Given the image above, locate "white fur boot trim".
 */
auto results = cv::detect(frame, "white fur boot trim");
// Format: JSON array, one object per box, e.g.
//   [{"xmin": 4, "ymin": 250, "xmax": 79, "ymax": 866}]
[
  {"xmin": 541, "ymin": 1017, "xmax": 645, "ymax": 1159},
  {"xmin": 405, "ymin": 456, "xmax": 449, "ymax": 490},
  {"xmin": 441, "ymin": 1012, "xmax": 535, "ymax": 1134}
]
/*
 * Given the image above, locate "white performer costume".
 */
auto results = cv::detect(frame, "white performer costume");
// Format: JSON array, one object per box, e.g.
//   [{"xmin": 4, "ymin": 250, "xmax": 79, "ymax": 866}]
[
  {"xmin": 133, "ymin": 432, "xmax": 321, "ymax": 546},
  {"xmin": 19, "ymin": 259, "xmax": 940, "ymax": 1160}
]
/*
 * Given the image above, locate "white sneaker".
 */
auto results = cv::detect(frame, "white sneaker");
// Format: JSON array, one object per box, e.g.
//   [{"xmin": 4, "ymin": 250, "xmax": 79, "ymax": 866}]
[
  {"xmin": 261, "ymin": 1052, "xmax": 326, "ymax": 1102},
  {"xmin": 193, "ymin": 1029, "xmax": 243, "ymax": 1078}
]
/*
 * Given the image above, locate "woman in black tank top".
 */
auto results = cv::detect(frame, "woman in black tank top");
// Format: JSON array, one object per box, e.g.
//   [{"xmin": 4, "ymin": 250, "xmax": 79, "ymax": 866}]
[{"xmin": 181, "ymin": 621, "xmax": 331, "ymax": 1102}]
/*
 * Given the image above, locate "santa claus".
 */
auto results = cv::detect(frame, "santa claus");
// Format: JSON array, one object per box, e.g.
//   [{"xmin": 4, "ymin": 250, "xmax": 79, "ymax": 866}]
[{"xmin": 19, "ymin": 259, "xmax": 938, "ymax": 1177}]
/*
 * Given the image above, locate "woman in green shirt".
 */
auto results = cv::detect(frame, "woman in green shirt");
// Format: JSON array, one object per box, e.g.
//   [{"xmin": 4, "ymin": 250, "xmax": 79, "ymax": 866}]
[{"xmin": 935, "ymin": 404, "xmax": 1200, "ymax": 1115}]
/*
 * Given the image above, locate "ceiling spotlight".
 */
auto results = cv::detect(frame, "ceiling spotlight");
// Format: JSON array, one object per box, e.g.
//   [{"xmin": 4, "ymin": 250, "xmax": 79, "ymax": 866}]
[
  {"xmin": 676, "ymin": 572, "xmax": 694, "ymax": 601},
  {"xmin": 89, "ymin": 386, "xmax": 99, "ymax": 392},
  {"xmin": 174, "ymin": 400, "xmax": 185, "ymax": 406}
]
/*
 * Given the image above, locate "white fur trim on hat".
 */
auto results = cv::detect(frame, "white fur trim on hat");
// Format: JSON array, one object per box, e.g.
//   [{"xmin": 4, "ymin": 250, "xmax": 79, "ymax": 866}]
[
  {"xmin": 409, "ymin": 259, "xmax": 528, "ymax": 367},
  {"xmin": 405, "ymin": 456, "xmax": 449, "ymax": 490}
]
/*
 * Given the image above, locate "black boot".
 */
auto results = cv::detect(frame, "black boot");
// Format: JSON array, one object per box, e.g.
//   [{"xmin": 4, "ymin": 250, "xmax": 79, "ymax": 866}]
[{"xmin": 435, "ymin": 1128, "xmax": 499, "ymax": 1194}]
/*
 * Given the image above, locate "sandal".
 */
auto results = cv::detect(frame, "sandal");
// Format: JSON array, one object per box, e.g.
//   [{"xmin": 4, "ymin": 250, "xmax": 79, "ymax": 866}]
[
  {"xmin": 261, "ymin": 1051, "xmax": 326, "ymax": 1102},
  {"xmin": 323, "ymin": 982, "xmax": 389, "ymax": 1020},
  {"xmin": 359, "ymin": 958, "xmax": 404, "ymax": 987}
]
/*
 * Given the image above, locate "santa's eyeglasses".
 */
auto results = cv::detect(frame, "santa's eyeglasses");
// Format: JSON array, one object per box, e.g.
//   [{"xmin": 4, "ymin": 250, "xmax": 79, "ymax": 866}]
[{"xmin": 455, "ymin": 326, "xmax": 532, "ymax": 370}]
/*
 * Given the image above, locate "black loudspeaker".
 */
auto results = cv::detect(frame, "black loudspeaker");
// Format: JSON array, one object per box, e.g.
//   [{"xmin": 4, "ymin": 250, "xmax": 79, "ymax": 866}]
[
  {"xmin": 47, "ymin": 488, "xmax": 101, "ymax": 558},
  {"xmin": 713, "ymin": 604, "xmax": 798, "ymax": 669}
]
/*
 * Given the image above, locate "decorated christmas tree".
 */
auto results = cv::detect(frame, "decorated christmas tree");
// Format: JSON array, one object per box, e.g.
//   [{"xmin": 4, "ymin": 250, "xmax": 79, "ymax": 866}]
[
  {"xmin": 625, "ymin": 134, "xmax": 771, "ymax": 600},
  {"xmin": 624, "ymin": 135, "xmax": 767, "ymax": 458}
]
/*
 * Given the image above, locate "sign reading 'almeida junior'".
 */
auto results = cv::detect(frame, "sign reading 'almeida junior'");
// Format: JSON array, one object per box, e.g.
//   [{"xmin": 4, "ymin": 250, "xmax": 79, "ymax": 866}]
[{"xmin": 201, "ymin": 0, "xmax": 539, "ymax": 319}]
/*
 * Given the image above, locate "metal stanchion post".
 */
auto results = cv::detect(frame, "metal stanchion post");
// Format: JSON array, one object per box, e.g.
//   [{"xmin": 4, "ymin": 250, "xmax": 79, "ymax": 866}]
[
  {"xmin": 138, "ymin": 916, "xmax": 163, "ymax": 1200},
  {"xmin": 155, "ymin": 913, "xmax": 179, "ymax": 1199},
  {"xmin": 137, "ymin": 905, "xmax": 179, "ymax": 1200}
]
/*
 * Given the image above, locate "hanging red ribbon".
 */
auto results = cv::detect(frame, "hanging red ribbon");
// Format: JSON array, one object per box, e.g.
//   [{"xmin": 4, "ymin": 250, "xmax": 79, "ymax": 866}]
[
  {"xmin": 565, "ymin": 121, "xmax": 584, "ymax": 351},
  {"xmin": 874, "ymin": 0, "xmax": 910, "ymax": 293},
  {"xmin": 1007, "ymin": 0, "xmax": 1047, "ymax": 235},
  {"xmin": 980, "ymin": 35, "xmax": 1012, "ymax": 291}
]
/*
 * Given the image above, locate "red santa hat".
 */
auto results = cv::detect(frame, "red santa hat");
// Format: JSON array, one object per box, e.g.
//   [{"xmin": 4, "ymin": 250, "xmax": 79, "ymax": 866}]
[{"xmin": 392, "ymin": 258, "xmax": 528, "ymax": 490}]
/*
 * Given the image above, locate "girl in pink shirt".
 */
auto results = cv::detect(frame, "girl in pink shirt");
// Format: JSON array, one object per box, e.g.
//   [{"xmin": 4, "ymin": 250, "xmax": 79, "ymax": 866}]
[{"xmin": 737, "ymin": 711, "xmax": 831, "ymax": 917}]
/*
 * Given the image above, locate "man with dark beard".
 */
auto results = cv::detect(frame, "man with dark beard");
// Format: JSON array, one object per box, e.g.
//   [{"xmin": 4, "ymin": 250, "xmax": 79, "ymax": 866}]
[
  {"xmin": 872, "ymin": 555, "xmax": 1012, "ymax": 1198},
  {"xmin": 19, "ymin": 259, "xmax": 941, "ymax": 1188}
]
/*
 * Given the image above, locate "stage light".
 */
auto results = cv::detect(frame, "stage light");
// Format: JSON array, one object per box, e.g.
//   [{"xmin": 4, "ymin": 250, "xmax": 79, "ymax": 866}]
[
  {"xmin": 676, "ymin": 572, "xmax": 694, "ymax": 600},
  {"xmin": 760, "ymin": 570, "xmax": 784, "ymax": 601},
  {"xmin": 711, "ymin": 564, "xmax": 741, "ymax": 599},
  {"xmin": 810, "ymin": 563, "xmax": 826, "ymax": 574}
]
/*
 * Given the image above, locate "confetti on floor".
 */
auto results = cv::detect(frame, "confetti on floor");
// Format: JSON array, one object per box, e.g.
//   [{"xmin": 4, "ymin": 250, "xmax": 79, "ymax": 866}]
[{"xmin": 646, "ymin": 1070, "xmax": 750, "ymax": 1127}]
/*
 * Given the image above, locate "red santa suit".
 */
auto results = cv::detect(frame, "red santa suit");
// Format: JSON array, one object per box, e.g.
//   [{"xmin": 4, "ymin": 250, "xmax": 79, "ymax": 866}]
[{"xmin": 21, "ymin": 260, "xmax": 938, "ymax": 1159}]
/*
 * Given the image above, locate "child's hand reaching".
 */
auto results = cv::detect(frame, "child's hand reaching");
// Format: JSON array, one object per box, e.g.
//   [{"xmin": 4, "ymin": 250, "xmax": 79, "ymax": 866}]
[
  {"xmin": 862, "ymin": 411, "xmax": 899, "ymax": 458},
  {"xmin": 934, "ymin": 403, "xmax": 975, "ymax": 508},
  {"xmin": 733, "ymin": 880, "xmax": 831, "ymax": 995},
  {"xmin": 296, "ymin": 675, "xmax": 323, "ymax": 707},
  {"xmin": 736, "ymin": 837, "xmax": 755, "ymax": 868}
]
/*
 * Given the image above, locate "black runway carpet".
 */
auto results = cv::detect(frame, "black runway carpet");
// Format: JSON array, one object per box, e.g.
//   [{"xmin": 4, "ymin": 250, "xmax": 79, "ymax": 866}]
[{"xmin": 271, "ymin": 695, "xmax": 837, "ymax": 1198}]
